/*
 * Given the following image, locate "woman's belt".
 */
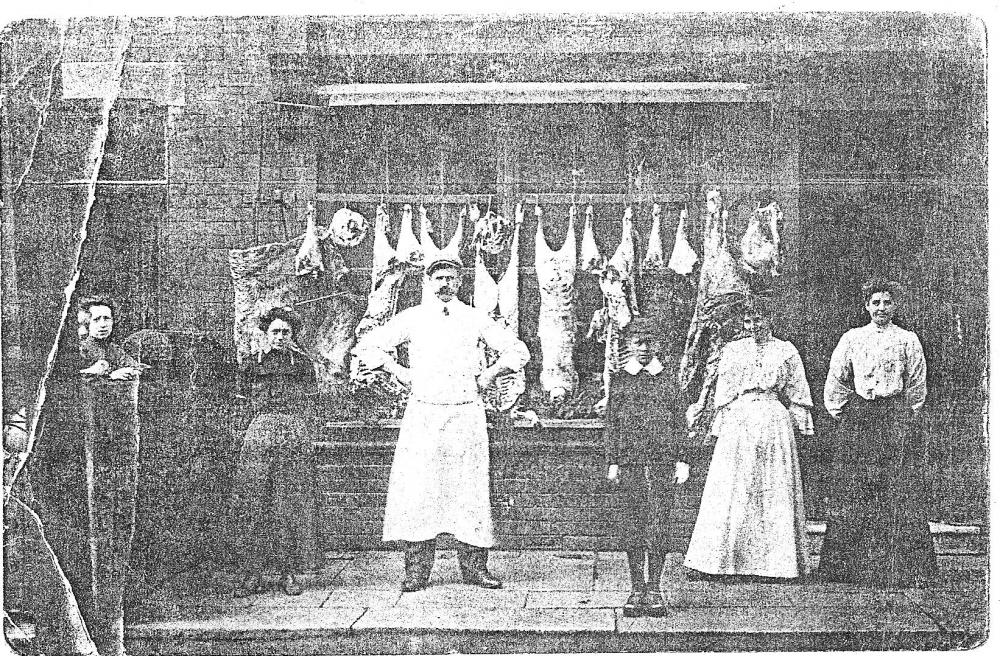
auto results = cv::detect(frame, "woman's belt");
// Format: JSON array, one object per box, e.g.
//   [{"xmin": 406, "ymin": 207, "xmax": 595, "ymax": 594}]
[
  {"xmin": 738, "ymin": 390, "xmax": 780, "ymax": 401},
  {"xmin": 410, "ymin": 397, "xmax": 480, "ymax": 407},
  {"xmin": 850, "ymin": 392, "xmax": 904, "ymax": 404}
]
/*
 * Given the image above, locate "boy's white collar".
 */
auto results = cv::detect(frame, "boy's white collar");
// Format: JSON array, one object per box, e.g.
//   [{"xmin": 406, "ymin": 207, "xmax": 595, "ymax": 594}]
[{"xmin": 623, "ymin": 357, "xmax": 664, "ymax": 376}]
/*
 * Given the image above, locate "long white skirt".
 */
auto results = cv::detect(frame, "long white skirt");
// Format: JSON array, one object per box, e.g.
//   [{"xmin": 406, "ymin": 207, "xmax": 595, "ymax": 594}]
[
  {"xmin": 382, "ymin": 399, "xmax": 494, "ymax": 548},
  {"xmin": 684, "ymin": 394, "xmax": 809, "ymax": 578}
]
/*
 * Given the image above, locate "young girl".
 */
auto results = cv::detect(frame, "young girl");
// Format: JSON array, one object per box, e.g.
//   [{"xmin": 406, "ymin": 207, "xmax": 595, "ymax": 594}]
[{"xmin": 603, "ymin": 317, "xmax": 691, "ymax": 617}]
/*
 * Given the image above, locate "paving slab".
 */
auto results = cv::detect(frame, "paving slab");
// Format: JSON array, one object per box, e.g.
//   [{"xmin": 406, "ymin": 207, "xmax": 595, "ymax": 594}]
[
  {"xmin": 593, "ymin": 551, "xmax": 632, "ymax": 591},
  {"xmin": 245, "ymin": 586, "xmax": 331, "ymax": 609},
  {"xmin": 322, "ymin": 586, "xmax": 402, "ymax": 609},
  {"xmin": 658, "ymin": 581, "xmax": 906, "ymax": 609},
  {"xmin": 395, "ymin": 584, "xmax": 528, "ymax": 608},
  {"xmin": 128, "ymin": 605, "xmax": 366, "ymax": 639},
  {"xmin": 526, "ymin": 590, "xmax": 630, "ymax": 609},
  {"xmin": 331, "ymin": 550, "xmax": 404, "ymax": 589},
  {"xmin": 353, "ymin": 606, "xmax": 615, "ymax": 632},
  {"xmin": 903, "ymin": 576, "xmax": 988, "ymax": 638},
  {"xmin": 617, "ymin": 602, "xmax": 939, "ymax": 634},
  {"xmin": 494, "ymin": 551, "xmax": 595, "ymax": 591}
]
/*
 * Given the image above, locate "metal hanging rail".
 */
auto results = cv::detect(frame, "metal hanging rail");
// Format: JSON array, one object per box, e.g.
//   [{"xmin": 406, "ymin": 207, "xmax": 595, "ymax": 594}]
[
  {"xmin": 315, "ymin": 81, "xmax": 774, "ymax": 106},
  {"xmin": 314, "ymin": 191, "xmax": 692, "ymax": 205}
]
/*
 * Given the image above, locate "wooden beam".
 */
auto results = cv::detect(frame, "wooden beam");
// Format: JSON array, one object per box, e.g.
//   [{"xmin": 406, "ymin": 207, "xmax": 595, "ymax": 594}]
[{"xmin": 317, "ymin": 82, "xmax": 774, "ymax": 106}]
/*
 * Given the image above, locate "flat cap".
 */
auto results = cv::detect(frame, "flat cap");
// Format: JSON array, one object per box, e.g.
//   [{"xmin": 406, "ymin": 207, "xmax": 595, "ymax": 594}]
[{"xmin": 425, "ymin": 255, "xmax": 463, "ymax": 276}]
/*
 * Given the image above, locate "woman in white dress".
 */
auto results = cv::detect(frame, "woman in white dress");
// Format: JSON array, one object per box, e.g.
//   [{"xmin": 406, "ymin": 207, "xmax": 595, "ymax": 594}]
[{"xmin": 684, "ymin": 297, "xmax": 814, "ymax": 580}]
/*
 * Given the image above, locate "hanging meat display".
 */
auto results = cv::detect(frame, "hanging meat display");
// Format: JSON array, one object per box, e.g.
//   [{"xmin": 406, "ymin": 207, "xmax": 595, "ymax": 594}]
[
  {"xmin": 641, "ymin": 203, "xmax": 666, "ymax": 272},
  {"xmin": 679, "ymin": 190, "xmax": 751, "ymax": 437},
  {"xmin": 535, "ymin": 204, "xmax": 578, "ymax": 401},
  {"xmin": 421, "ymin": 203, "xmax": 465, "ymax": 303},
  {"xmin": 473, "ymin": 245, "xmax": 500, "ymax": 314},
  {"xmin": 739, "ymin": 201, "xmax": 782, "ymax": 277},
  {"xmin": 477, "ymin": 207, "xmax": 525, "ymax": 412},
  {"xmin": 370, "ymin": 203, "xmax": 394, "ymax": 293},
  {"xmin": 326, "ymin": 206, "xmax": 368, "ymax": 247},
  {"xmin": 421, "ymin": 203, "xmax": 464, "ymax": 261},
  {"xmin": 396, "ymin": 203, "xmax": 423, "ymax": 265},
  {"xmin": 591, "ymin": 206, "xmax": 639, "ymax": 412},
  {"xmin": 578, "ymin": 203, "xmax": 604, "ymax": 273},
  {"xmin": 667, "ymin": 206, "xmax": 698, "ymax": 276},
  {"xmin": 497, "ymin": 204, "xmax": 522, "ymax": 330},
  {"xmin": 294, "ymin": 202, "xmax": 325, "ymax": 277},
  {"xmin": 230, "ymin": 225, "xmax": 352, "ymax": 392},
  {"xmin": 355, "ymin": 205, "xmax": 421, "ymax": 339},
  {"xmin": 472, "ymin": 203, "xmax": 514, "ymax": 255},
  {"xmin": 313, "ymin": 292, "xmax": 365, "ymax": 390},
  {"xmin": 609, "ymin": 205, "xmax": 639, "ymax": 315},
  {"xmin": 351, "ymin": 205, "xmax": 420, "ymax": 412}
]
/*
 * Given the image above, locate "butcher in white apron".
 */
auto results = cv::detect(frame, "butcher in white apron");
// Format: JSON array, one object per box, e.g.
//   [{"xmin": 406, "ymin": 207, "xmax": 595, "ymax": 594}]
[{"xmin": 353, "ymin": 255, "xmax": 530, "ymax": 592}]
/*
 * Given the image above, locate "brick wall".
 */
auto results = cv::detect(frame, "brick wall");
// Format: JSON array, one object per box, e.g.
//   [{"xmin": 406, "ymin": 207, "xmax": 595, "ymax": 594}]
[{"xmin": 318, "ymin": 427, "xmax": 712, "ymax": 552}]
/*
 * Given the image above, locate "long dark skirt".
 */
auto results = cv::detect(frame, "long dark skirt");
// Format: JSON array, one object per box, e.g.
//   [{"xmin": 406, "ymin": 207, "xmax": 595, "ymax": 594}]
[
  {"xmin": 228, "ymin": 413, "xmax": 320, "ymax": 575},
  {"xmin": 819, "ymin": 395, "xmax": 937, "ymax": 587}
]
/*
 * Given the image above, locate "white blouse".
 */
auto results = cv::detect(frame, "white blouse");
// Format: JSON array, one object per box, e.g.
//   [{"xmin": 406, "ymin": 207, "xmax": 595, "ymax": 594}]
[
  {"xmin": 353, "ymin": 298, "xmax": 530, "ymax": 405},
  {"xmin": 712, "ymin": 337, "xmax": 815, "ymax": 435},
  {"xmin": 823, "ymin": 322, "xmax": 927, "ymax": 418}
]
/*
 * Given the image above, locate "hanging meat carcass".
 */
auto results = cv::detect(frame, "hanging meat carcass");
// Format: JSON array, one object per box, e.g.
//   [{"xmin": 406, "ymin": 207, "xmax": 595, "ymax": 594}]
[
  {"xmin": 472, "ymin": 204, "xmax": 514, "ymax": 255},
  {"xmin": 294, "ymin": 202, "xmax": 325, "ymax": 277},
  {"xmin": 313, "ymin": 292, "xmax": 365, "ymax": 391},
  {"xmin": 355, "ymin": 205, "xmax": 422, "ymax": 339},
  {"xmin": 679, "ymin": 193, "xmax": 750, "ymax": 437},
  {"xmin": 421, "ymin": 203, "xmax": 465, "ymax": 303},
  {"xmin": 739, "ymin": 201, "xmax": 782, "ymax": 277},
  {"xmin": 326, "ymin": 206, "xmax": 368, "ymax": 247},
  {"xmin": 609, "ymin": 205, "xmax": 639, "ymax": 315},
  {"xmin": 473, "ymin": 245, "xmax": 500, "ymax": 314},
  {"xmin": 642, "ymin": 203, "xmax": 666, "ymax": 272},
  {"xmin": 370, "ymin": 203, "xmax": 394, "ymax": 293},
  {"xmin": 421, "ymin": 203, "xmax": 464, "ymax": 261},
  {"xmin": 497, "ymin": 205, "xmax": 522, "ymax": 330},
  {"xmin": 535, "ymin": 204, "xmax": 578, "ymax": 402},
  {"xmin": 667, "ymin": 206, "xmax": 698, "ymax": 276},
  {"xmin": 396, "ymin": 203, "xmax": 423, "ymax": 265},
  {"xmin": 351, "ymin": 206, "xmax": 421, "ymax": 397},
  {"xmin": 479, "ymin": 212, "xmax": 525, "ymax": 413},
  {"xmin": 578, "ymin": 203, "xmax": 604, "ymax": 273}
]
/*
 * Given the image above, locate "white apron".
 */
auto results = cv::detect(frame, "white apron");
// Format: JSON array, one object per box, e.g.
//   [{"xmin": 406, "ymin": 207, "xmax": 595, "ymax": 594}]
[{"xmin": 382, "ymin": 398, "xmax": 494, "ymax": 548}]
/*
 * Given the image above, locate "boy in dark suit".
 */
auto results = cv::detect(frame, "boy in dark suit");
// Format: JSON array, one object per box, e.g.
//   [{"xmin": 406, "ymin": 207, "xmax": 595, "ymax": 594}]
[{"xmin": 604, "ymin": 317, "xmax": 690, "ymax": 617}]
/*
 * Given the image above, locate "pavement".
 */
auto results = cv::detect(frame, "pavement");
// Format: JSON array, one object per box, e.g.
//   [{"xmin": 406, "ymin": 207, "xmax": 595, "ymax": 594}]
[{"xmin": 121, "ymin": 547, "xmax": 988, "ymax": 654}]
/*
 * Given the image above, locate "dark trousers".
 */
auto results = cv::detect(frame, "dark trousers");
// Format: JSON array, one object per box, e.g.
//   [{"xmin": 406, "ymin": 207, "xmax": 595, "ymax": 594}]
[
  {"xmin": 616, "ymin": 463, "xmax": 676, "ymax": 551},
  {"xmin": 616, "ymin": 463, "xmax": 676, "ymax": 592},
  {"xmin": 401, "ymin": 539, "xmax": 491, "ymax": 582}
]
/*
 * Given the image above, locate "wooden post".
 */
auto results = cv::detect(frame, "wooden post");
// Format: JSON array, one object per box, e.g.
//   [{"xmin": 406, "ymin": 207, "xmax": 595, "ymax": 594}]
[{"xmin": 82, "ymin": 377, "xmax": 140, "ymax": 656}]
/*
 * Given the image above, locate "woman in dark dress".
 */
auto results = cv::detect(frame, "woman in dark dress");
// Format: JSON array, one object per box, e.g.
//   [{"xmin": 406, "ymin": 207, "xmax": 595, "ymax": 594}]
[
  {"xmin": 230, "ymin": 306, "xmax": 320, "ymax": 597},
  {"xmin": 819, "ymin": 278, "xmax": 937, "ymax": 587}
]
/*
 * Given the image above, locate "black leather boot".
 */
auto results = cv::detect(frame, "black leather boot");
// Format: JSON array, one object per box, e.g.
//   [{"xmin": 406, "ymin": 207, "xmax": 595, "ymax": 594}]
[
  {"xmin": 402, "ymin": 540, "xmax": 435, "ymax": 592},
  {"xmin": 457, "ymin": 542, "xmax": 502, "ymax": 589}
]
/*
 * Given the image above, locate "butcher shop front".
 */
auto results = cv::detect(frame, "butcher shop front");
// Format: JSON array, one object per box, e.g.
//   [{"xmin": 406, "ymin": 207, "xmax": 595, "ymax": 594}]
[{"xmin": 3, "ymin": 12, "xmax": 986, "ymax": 586}]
